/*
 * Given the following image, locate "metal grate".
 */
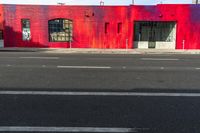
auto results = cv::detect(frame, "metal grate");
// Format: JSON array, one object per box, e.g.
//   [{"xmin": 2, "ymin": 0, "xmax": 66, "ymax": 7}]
[{"xmin": 49, "ymin": 19, "xmax": 73, "ymax": 42}]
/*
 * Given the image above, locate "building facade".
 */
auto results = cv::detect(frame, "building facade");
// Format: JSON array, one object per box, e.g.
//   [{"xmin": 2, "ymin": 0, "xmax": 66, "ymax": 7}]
[{"xmin": 0, "ymin": 4, "xmax": 200, "ymax": 49}]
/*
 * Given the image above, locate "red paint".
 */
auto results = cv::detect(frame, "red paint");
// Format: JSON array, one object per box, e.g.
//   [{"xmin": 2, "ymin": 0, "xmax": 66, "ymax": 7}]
[{"xmin": 0, "ymin": 4, "xmax": 199, "ymax": 49}]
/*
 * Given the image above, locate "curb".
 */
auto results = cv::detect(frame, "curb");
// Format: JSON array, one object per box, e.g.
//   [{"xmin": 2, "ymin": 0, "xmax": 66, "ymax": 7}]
[{"xmin": 1, "ymin": 48, "xmax": 200, "ymax": 54}]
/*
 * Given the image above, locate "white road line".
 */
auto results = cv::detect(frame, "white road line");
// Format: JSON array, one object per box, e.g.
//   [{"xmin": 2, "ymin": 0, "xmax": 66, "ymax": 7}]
[
  {"xmin": 158, "ymin": 67, "xmax": 165, "ymax": 70},
  {"xmin": 196, "ymin": 68, "xmax": 200, "ymax": 70},
  {"xmin": 122, "ymin": 66, "xmax": 127, "ymax": 69},
  {"xmin": 141, "ymin": 58, "xmax": 179, "ymax": 61},
  {"xmin": 0, "ymin": 126, "xmax": 136, "ymax": 132},
  {"xmin": 57, "ymin": 66, "xmax": 111, "ymax": 69},
  {"xmin": 20, "ymin": 57, "xmax": 59, "ymax": 59},
  {"xmin": 1, "ymin": 91, "xmax": 200, "ymax": 97}
]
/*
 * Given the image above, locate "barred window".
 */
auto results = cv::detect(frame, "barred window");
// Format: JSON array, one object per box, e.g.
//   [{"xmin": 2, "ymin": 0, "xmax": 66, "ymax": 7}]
[
  {"xmin": 22, "ymin": 19, "xmax": 31, "ymax": 41},
  {"xmin": 49, "ymin": 19, "xmax": 73, "ymax": 42}
]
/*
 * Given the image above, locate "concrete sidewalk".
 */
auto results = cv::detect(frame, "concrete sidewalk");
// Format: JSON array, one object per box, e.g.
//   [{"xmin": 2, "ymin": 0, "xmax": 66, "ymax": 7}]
[{"xmin": 1, "ymin": 47, "xmax": 200, "ymax": 54}]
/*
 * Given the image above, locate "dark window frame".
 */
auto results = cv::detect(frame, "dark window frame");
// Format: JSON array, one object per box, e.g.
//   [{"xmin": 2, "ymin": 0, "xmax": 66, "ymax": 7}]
[
  {"xmin": 117, "ymin": 22, "xmax": 122, "ymax": 34},
  {"xmin": 0, "ymin": 30, "xmax": 3, "ymax": 40},
  {"xmin": 105, "ymin": 22, "xmax": 110, "ymax": 34}
]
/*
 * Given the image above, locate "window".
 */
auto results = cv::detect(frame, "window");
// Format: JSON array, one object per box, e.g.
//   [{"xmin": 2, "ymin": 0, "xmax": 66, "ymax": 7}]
[
  {"xmin": 0, "ymin": 30, "xmax": 3, "ymax": 40},
  {"xmin": 134, "ymin": 21, "xmax": 176, "ymax": 42},
  {"xmin": 49, "ymin": 19, "xmax": 73, "ymax": 42},
  {"xmin": 22, "ymin": 19, "xmax": 31, "ymax": 41},
  {"xmin": 105, "ymin": 22, "xmax": 110, "ymax": 34},
  {"xmin": 117, "ymin": 23, "xmax": 122, "ymax": 34}
]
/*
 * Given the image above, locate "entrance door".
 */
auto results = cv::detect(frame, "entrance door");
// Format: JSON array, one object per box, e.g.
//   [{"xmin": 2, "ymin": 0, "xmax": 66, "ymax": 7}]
[
  {"xmin": 148, "ymin": 25, "xmax": 156, "ymax": 48},
  {"xmin": 0, "ymin": 30, "xmax": 4, "ymax": 48}
]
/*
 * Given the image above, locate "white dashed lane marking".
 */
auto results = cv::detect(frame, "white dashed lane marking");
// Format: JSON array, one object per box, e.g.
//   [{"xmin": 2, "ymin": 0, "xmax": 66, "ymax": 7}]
[
  {"xmin": 141, "ymin": 58, "xmax": 179, "ymax": 61},
  {"xmin": 57, "ymin": 66, "xmax": 112, "ymax": 69},
  {"xmin": 20, "ymin": 57, "xmax": 59, "ymax": 59}
]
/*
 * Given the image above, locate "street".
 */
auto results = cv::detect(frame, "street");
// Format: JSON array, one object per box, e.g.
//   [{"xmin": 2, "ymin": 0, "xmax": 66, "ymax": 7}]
[
  {"xmin": 0, "ymin": 52, "xmax": 200, "ymax": 132},
  {"xmin": 0, "ymin": 52, "xmax": 199, "ymax": 90}
]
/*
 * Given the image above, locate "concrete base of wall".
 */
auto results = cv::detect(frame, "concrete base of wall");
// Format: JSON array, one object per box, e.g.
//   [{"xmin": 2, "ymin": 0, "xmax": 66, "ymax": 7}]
[
  {"xmin": 134, "ymin": 41, "xmax": 175, "ymax": 49},
  {"xmin": 0, "ymin": 40, "xmax": 4, "ymax": 48},
  {"xmin": 155, "ymin": 42, "xmax": 175, "ymax": 49},
  {"xmin": 134, "ymin": 41, "xmax": 149, "ymax": 49}
]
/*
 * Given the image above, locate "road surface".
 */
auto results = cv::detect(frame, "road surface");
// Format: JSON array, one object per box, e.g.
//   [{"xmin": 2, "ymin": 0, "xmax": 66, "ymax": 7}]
[
  {"xmin": 0, "ymin": 52, "xmax": 199, "ymax": 132},
  {"xmin": 0, "ymin": 52, "xmax": 199, "ymax": 90}
]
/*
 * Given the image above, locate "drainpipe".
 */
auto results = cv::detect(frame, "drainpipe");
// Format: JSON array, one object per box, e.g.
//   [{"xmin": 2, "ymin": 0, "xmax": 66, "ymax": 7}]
[
  {"xmin": 70, "ymin": 40, "xmax": 72, "ymax": 49},
  {"xmin": 126, "ymin": 39, "xmax": 129, "ymax": 50},
  {"xmin": 182, "ymin": 40, "xmax": 185, "ymax": 50}
]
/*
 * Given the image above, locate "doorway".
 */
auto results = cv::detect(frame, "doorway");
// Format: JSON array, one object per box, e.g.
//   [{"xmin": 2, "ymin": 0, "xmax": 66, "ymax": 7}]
[
  {"xmin": 0, "ymin": 30, "xmax": 4, "ymax": 48},
  {"xmin": 134, "ymin": 21, "xmax": 176, "ymax": 49}
]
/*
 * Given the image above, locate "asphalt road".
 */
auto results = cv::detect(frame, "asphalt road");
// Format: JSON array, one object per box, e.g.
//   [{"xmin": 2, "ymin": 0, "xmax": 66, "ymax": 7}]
[
  {"xmin": 1, "ymin": 92, "xmax": 200, "ymax": 133},
  {"xmin": 0, "ymin": 52, "xmax": 199, "ymax": 90},
  {"xmin": 0, "ymin": 52, "xmax": 200, "ymax": 132}
]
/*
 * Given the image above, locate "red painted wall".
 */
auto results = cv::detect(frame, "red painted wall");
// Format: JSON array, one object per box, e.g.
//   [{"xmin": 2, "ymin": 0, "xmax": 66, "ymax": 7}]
[
  {"xmin": 2, "ymin": 4, "xmax": 129, "ymax": 48},
  {"xmin": 1, "ymin": 4, "xmax": 200, "ymax": 49},
  {"xmin": 0, "ymin": 5, "xmax": 3, "ymax": 31},
  {"xmin": 131, "ymin": 4, "xmax": 190, "ymax": 49}
]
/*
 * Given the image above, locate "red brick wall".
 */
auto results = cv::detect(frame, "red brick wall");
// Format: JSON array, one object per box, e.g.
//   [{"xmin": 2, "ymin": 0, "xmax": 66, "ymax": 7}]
[
  {"xmin": 0, "ymin": 5, "xmax": 3, "ymax": 30},
  {"xmin": 131, "ymin": 4, "xmax": 190, "ymax": 49},
  {"xmin": 2, "ymin": 4, "xmax": 200, "ymax": 49},
  {"xmin": 3, "ymin": 5, "xmax": 129, "ymax": 48}
]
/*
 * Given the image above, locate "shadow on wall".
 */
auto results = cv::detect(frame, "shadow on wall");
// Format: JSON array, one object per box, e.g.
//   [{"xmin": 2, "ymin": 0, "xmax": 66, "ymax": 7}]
[
  {"xmin": 4, "ymin": 26, "xmax": 44, "ymax": 48},
  {"xmin": 3, "ymin": 17, "xmax": 128, "ymax": 48},
  {"xmin": 4, "ymin": 25, "xmax": 88, "ymax": 48}
]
